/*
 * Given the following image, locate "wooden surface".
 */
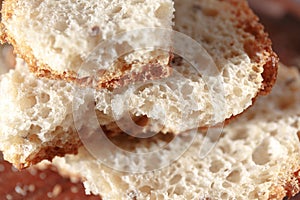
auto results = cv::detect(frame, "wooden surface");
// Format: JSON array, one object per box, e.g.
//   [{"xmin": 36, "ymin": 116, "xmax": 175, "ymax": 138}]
[{"xmin": 0, "ymin": 154, "xmax": 100, "ymax": 200}]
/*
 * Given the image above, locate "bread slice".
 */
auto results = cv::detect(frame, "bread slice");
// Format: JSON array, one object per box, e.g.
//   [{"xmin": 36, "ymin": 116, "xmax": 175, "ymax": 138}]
[
  {"xmin": 0, "ymin": 59, "xmax": 82, "ymax": 169},
  {"xmin": 0, "ymin": 0, "xmax": 174, "ymax": 88},
  {"xmin": 0, "ymin": 0, "xmax": 278, "ymax": 169},
  {"xmin": 0, "ymin": 58, "xmax": 151, "ymax": 169},
  {"xmin": 0, "ymin": 58, "xmax": 126, "ymax": 169},
  {"xmin": 95, "ymin": 0, "xmax": 278, "ymax": 133},
  {"xmin": 51, "ymin": 64, "xmax": 300, "ymax": 200}
]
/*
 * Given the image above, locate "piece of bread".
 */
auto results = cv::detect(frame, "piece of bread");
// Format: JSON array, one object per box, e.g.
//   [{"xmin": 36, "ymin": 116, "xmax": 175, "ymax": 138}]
[
  {"xmin": 0, "ymin": 57, "xmax": 154, "ymax": 169},
  {"xmin": 0, "ymin": 0, "xmax": 174, "ymax": 88},
  {"xmin": 96, "ymin": 0, "xmax": 278, "ymax": 133},
  {"xmin": 0, "ymin": 58, "xmax": 125, "ymax": 169},
  {"xmin": 51, "ymin": 64, "xmax": 300, "ymax": 200},
  {"xmin": 0, "ymin": 58, "xmax": 153, "ymax": 169},
  {"xmin": 0, "ymin": 59, "xmax": 82, "ymax": 169},
  {"xmin": 0, "ymin": 0, "xmax": 278, "ymax": 169}
]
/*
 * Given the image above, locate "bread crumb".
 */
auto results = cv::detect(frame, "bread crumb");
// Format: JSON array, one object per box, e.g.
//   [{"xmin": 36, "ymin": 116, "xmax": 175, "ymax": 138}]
[
  {"xmin": 39, "ymin": 172, "xmax": 47, "ymax": 180},
  {"xmin": 15, "ymin": 185, "xmax": 27, "ymax": 196},
  {"xmin": 5, "ymin": 194, "xmax": 13, "ymax": 200},
  {"xmin": 28, "ymin": 168, "xmax": 38, "ymax": 176},
  {"xmin": 51, "ymin": 184, "xmax": 62, "ymax": 198},
  {"xmin": 47, "ymin": 192, "xmax": 52, "ymax": 198},
  {"xmin": 71, "ymin": 186, "xmax": 79, "ymax": 193},
  {"xmin": 28, "ymin": 184, "xmax": 35, "ymax": 192}
]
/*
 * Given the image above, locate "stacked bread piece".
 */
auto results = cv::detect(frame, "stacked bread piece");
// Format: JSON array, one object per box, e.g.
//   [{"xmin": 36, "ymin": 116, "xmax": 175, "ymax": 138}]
[
  {"xmin": 0, "ymin": 0, "xmax": 174, "ymax": 168},
  {"xmin": 0, "ymin": 0, "xmax": 175, "ymax": 88},
  {"xmin": 0, "ymin": 0, "xmax": 278, "ymax": 169},
  {"xmin": 51, "ymin": 64, "xmax": 300, "ymax": 199},
  {"xmin": 0, "ymin": 0, "xmax": 295, "ymax": 199}
]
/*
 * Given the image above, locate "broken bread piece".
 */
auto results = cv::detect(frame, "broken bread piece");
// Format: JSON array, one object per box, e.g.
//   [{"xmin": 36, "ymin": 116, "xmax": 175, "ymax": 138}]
[
  {"xmin": 176, "ymin": 0, "xmax": 278, "ymax": 94},
  {"xmin": 0, "ymin": 47, "xmax": 273, "ymax": 170},
  {"xmin": 0, "ymin": 0, "xmax": 278, "ymax": 169},
  {"xmin": 51, "ymin": 64, "xmax": 300, "ymax": 200},
  {"xmin": 0, "ymin": 0, "xmax": 174, "ymax": 88},
  {"xmin": 95, "ymin": 0, "xmax": 278, "ymax": 133},
  {"xmin": 0, "ymin": 59, "xmax": 124, "ymax": 169},
  {"xmin": 0, "ymin": 59, "xmax": 145, "ymax": 169},
  {"xmin": 0, "ymin": 60, "xmax": 82, "ymax": 169}
]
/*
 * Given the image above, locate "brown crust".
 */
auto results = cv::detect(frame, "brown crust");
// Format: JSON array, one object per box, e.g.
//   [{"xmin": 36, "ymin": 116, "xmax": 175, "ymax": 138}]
[
  {"xmin": 11, "ymin": 127, "xmax": 83, "ymax": 170},
  {"xmin": 21, "ymin": 140, "xmax": 82, "ymax": 170},
  {"xmin": 0, "ymin": 0, "xmax": 172, "ymax": 90},
  {"xmin": 12, "ymin": 119, "xmax": 145, "ymax": 169},
  {"xmin": 286, "ymin": 169, "xmax": 300, "ymax": 198},
  {"xmin": 226, "ymin": 0, "xmax": 279, "ymax": 95},
  {"xmin": 101, "ymin": 63, "xmax": 171, "ymax": 89},
  {"xmin": 200, "ymin": 0, "xmax": 278, "ymax": 128},
  {"xmin": 220, "ymin": 0, "xmax": 278, "ymax": 125},
  {"xmin": 1, "ymin": 0, "xmax": 277, "ymax": 104},
  {"xmin": 268, "ymin": 167, "xmax": 300, "ymax": 200},
  {"xmin": 1, "ymin": 27, "xmax": 172, "ymax": 90}
]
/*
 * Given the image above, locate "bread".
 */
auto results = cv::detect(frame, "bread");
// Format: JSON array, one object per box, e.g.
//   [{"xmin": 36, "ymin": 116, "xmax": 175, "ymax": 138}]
[
  {"xmin": 94, "ymin": 0, "xmax": 278, "ymax": 133},
  {"xmin": 0, "ymin": 0, "xmax": 174, "ymax": 88},
  {"xmin": 0, "ymin": 0, "xmax": 277, "ymax": 90},
  {"xmin": 0, "ymin": 0, "xmax": 278, "ymax": 169},
  {"xmin": 0, "ymin": 58, "xmax": 156, "ymax": 169},
  {"xmin": 0, "ymin": 58, "xmax": 132, "ymax": 168},
  {"xmin": 0, "ymin": 59, "xmax": 81, "ymax": 169},
  {"xmin": 51, "ymin": 64, "xmax": 300, "ymax": 200}
]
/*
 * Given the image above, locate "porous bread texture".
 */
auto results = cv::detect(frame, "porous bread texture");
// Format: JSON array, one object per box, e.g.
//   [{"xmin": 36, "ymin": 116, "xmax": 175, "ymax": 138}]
[
  {"xmin": 0, "ymin": 0, "xmax": 279, "ymax": 168},
  {"xmin": 0, "ymin": 59, "xmax": 118, "ymax": 169},
  {"xmin": 1, "ymin": 0, "xmax": 278, "ymax": 133},
  {"xmin": 0, "ymin": 59, "xmax": 79, "ymax": 169},
  {"xmin": 51, "ymin": 64, "xmax": 300, "ymax": 200},
  {"xmin": 0, "ymin": 55, "xmax": 249, "ymax": 167},
  {"xmin": 174, "ymin": 0, "xmax": 278, "ymax": 95},
  {"xmin": 0, "ymin": 58, "xmax": 165, "ymax": 169},
  {"xmin": 0, "ymin": 0, "xmax": 174, "ymax": 88},
  {"xmin": 237, "ymin": 65, "xmax": 300, "ymax": 124},
  {"xmin": 94, "ymin": 0, "xmax": 278, "ymax": 133}
]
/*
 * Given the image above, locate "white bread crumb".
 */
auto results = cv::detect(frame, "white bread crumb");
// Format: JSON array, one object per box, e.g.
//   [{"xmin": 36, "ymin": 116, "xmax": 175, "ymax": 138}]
[{"xmin": 52, "ymin": 64, "xmax": 300, "ymax": 200}]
